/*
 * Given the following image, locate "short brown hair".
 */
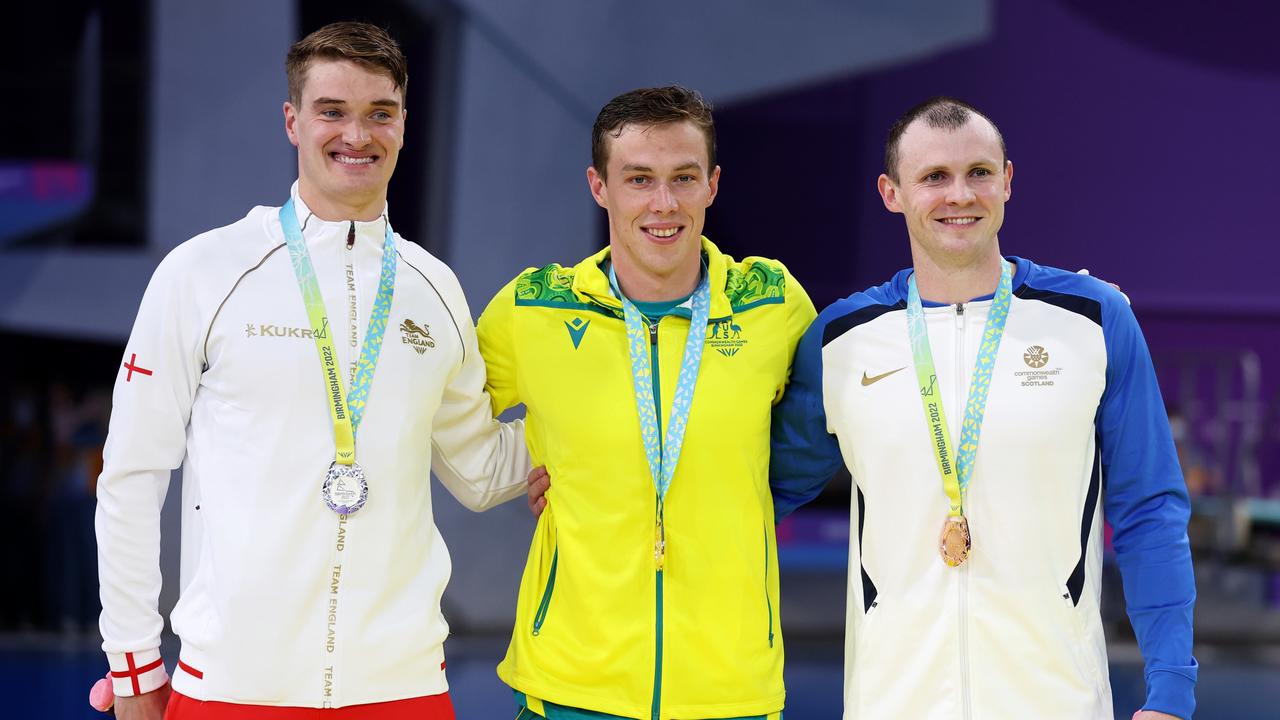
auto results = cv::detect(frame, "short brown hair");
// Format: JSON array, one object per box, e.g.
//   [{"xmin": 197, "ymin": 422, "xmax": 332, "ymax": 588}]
[
  {"xmin": 286, "ymin": 22, "xmax": 408, "ymax": 107},
  {"xmin": 883, "ymin": 96, "xmax": 1007, "ymax": 183},
  {"xmin": 591, "ymin": 86, "xmax": 716, "ymax": 180}
]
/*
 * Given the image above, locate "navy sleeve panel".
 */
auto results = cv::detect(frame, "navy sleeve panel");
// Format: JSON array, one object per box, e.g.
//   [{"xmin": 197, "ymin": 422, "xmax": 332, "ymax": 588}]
[
  {"xmin": 1066, "ymin": 273, "xmax": 1196, "ymax": 719},
  {"xmin": 769, "ymin": 306, "xmax": 843, "ymax": 522},
  {"xmin": 769, "ymin": 284, "xmax": 899, "ymax": 523}
]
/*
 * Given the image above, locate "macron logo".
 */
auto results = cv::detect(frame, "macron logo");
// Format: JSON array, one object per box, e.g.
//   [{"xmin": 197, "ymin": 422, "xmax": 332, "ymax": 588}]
[{"xmin": 564, "ymin": 318, "xmax": 590, "ymax": 349}]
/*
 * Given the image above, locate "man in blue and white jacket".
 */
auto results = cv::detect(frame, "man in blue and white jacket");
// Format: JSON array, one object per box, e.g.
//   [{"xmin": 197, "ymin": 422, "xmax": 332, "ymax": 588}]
[{"xmin": 770, "ymin": 97, "xmax": 1196, "ymax": 720}]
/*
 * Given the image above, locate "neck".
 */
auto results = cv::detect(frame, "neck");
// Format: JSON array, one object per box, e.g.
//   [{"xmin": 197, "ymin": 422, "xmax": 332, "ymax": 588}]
[
  {"xmin": 610, "ymin": 251, "xmax": 700, "ymax": 303},
  {"xmin": 298, "ymin": 181, "xmax": 386, "ymax": 223},
  {"xmin": 910, "ymin": 244, "xmax": 1009, "ymax": 305}
]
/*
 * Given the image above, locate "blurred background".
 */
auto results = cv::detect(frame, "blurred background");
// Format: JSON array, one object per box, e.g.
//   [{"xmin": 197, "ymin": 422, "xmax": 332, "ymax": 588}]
[{"xmin": 3, "ymin": 0, "xmax": 1279, "ymax": 717}]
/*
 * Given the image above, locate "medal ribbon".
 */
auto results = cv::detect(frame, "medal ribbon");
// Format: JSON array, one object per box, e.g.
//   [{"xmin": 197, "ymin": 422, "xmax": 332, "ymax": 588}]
[
  {"xmin": 906, "ymin": 260, "xmax": 1012, "ymax": 516},
  {"xmin": 280, "ymin": 199, "xmax": 398, "ymax": 466},
  {"xmin": 610, "ymin": 263, "xmax": 711, "ymax": 502}
]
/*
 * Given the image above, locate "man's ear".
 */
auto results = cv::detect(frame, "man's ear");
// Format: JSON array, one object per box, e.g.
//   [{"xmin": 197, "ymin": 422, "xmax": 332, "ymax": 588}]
[
  {"xmin": 877, "ymin": 174, "xmax": 902, "ymax": 213},
  {"xmin": 284, "ymin": 101, "xmax": 300, "ymax": 147},
  {"xmin": 705, "ymin": 165, "xmax": 721, "ymax": 207},
  {"xmin": 587, "ymin": 166, "xmax": 608, "ymax": 209}
]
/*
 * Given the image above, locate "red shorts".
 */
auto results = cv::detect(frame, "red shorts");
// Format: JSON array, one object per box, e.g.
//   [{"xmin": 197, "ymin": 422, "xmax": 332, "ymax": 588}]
[{"xmin": 164, "ymin": 690, "xmax": 456, "ymax": 719}]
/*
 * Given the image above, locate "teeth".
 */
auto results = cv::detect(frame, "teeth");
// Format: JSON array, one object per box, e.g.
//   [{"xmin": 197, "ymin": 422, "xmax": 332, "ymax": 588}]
[
  {"xmin": 647, "ymin": 227, "xmax": 680, "ymax": 238},
  {"xmin": 941, "ymin": 217, "xmax": 977, "ymax": 225},
  {"xmin": 334, "ymin": 155, "xmax": 374, "ymax": 165}
]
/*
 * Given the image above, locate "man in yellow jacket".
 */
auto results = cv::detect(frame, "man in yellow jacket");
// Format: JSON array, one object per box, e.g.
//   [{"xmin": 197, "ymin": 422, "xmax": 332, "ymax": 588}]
[{"xmin": 477, "ymin": 86, "xmax": 815, "ymax": 720}]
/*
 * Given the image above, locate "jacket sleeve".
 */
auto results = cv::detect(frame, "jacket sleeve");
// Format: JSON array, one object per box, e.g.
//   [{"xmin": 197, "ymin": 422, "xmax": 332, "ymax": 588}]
[
  {"xmin": 475, "ymin": 276, "xmax": 524, "ymax": 417},
  {"xmin": 772, "ymin": 265, "xmax": 817, "ymax": 404},
  {"xmin": 1097, "ymin": 296, "xmax": 1197, "ymax": 719},
  {"xmin": 428, "ymin": 272, "xmax": 530, "ymax": 512},
  {"xmin": 96, "ymin": 249, "xmax": 204, "ymax": 696},
  {"xmin": 769, "ymin": 305, "xmax": 845, "ymax": 523}
]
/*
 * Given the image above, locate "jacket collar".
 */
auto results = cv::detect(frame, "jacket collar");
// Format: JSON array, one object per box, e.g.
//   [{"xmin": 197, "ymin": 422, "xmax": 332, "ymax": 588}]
[
  {"xmin": 570, "ymin": 236, "xmax": 734, "ymax": 319},
  {"xmin": 288, "ymin": 180, "xmax": 391, "ymax": 244}
]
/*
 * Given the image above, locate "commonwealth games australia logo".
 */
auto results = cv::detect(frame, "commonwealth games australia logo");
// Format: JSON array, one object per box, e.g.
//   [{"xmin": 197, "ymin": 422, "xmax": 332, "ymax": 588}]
[
  {"xmin": 707, "ymin": 318, "xmax": 747, "ymax": 357},
  {"xmin": 1023, "ymin": 345, "xmax": 1049, "ymax": 368},
  {"xmin": 399, "ymin": 319, "xmax": 436, "ymax": 355}
]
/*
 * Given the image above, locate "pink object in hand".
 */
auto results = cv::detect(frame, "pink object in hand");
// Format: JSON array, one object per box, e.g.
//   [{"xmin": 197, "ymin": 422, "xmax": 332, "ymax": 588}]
[{"xmin": 89, "ymin": 673, "xmax": 115, "ymax": 712}]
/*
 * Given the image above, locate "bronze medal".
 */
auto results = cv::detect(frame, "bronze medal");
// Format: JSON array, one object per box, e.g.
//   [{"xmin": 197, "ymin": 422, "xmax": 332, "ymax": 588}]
[{"xmin": 939, "ymin": 515, "xmax": 971, "ymax": 567}]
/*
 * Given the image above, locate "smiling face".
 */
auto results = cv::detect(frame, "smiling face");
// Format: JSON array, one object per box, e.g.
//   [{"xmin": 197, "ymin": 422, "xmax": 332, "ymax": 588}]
[
  {"xmin": 284, "ymin": 59, "xmax": 405, "ymax": 221},
  {"xmin": 878, "ymin": 115, "xmax": 1012, "ymax": 271},
  {"xmin": 587, "ymin": 121, "xmax": 720, "ymax": 301}
]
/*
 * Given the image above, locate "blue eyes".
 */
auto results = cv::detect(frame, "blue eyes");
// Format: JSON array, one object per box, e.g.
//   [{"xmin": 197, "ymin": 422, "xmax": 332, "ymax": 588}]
[
  {"xmin": 318, "ymin": 110, "xmax": 394, "ymax": 121},
  {"xmin": 924, "ymin": 169, "xmax": 993, "ymax": 183},
  {"xmin": 627, "ymin": 175, "xmax": 696, "ymax": 186}
]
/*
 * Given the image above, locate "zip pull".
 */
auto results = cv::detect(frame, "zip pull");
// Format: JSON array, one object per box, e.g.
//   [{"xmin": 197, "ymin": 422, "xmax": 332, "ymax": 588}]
[
  {"xmin": 654, "ymin": 500, "xmax": 666, "ymax": 571},
  {"xmin": 956, "ymin": 302, "xmax": 965, "ymax": 316},
  {"xmin": 346, "ymin": 221, "xmax": 355, "ymax": 250},
  {"xmin": 649, "ymin": 321, "xmax": 659, "ymax": 345}
]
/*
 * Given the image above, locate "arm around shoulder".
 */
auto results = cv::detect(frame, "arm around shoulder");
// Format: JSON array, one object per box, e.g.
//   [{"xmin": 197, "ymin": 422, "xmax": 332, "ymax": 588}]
[
  {"xmin": 429, "ymin": 274, "xmax": 531, "ymax": 511},
  {"xmin": 769, "ymin": 294, "xmax": 844, "ymax": 522}
]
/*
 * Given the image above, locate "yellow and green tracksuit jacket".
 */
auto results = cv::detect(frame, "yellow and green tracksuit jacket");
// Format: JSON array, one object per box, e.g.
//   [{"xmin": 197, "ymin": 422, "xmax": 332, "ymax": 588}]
[{"xmin": 477, "ymin": 238, "xmax": 815, "ymax": 720}]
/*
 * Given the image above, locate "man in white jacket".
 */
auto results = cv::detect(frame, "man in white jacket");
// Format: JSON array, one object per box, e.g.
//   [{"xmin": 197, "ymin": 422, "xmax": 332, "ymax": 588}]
[
  {"xmin": 96, "ymin": 21, "xmax": 529, "ymax": 719},
  {"xmin": 769, "ymin": 97, "xmax": 1196, "ymax": 720}
]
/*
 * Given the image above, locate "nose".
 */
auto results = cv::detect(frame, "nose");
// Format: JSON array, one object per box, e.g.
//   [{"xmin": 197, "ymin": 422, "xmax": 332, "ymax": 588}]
[
  {"xmin": 946, "ymin": 176, "xmax": 976, "ymax": 205},
  {"xmin": 343, "ymin": 119, "xmax": 370, "ymax": 147},
  {"xmin": 649, "ymin": 183, "xmax": 678, "ymax": 213}
]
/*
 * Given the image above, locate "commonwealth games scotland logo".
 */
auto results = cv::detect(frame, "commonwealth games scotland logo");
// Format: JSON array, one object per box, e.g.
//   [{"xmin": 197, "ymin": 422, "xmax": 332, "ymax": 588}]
[{"xmin": 1015, "ymin": 344, "xmax": 1061, "ymax": 388}]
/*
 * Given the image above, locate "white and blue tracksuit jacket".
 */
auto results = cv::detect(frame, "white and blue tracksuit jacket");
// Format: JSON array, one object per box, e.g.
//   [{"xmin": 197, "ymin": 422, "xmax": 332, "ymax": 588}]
[{"xmin": 770, "ymin": 257, "xmax": 1197, "ymax": 720}]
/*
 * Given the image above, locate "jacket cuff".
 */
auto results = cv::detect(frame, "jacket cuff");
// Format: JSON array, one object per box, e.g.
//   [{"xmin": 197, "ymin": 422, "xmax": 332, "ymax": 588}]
[
  {"xmin": 106, "ymin": 649, "xmax": 169, "ymax": 697},
  {"xmin": 1144, "ymin": 668, "xmax": 1196, "ymax": 720}
]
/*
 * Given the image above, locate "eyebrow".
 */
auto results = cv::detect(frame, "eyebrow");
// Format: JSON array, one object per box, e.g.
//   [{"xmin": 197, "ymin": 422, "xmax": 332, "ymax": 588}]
[
  {"xmin": 918, "ymin": 160, "xmax": 1000, "ymax": 176},
  {"xmin": 620, "ymin": 162, "xmax": 703, "ymax": 173},
  {"xmin": 311, "ymin": 97, "xmax": 402, "ymax": 109}
]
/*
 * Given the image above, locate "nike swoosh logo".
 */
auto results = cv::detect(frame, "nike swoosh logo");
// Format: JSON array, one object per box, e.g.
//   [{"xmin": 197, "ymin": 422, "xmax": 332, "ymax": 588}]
[{"xmin": 861, "ymin": 367, "xmax": 907, "ymax": 386}]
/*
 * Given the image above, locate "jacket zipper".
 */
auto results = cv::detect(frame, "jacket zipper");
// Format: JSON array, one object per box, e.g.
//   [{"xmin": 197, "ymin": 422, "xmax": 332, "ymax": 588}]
[
  {"xmin": 531, "ymin": 546, "xmax": 559, "ymax": 635},
  {"xmin": 763, "ymin": 524, "xmax": 775, "ymax": 648},
  {"xmin": 649, "ymin": 318, "xmax": 664, "ymax": 720},
  {"xmin": 345, "ymin": 222, "xmax": 359, "ymax": 387},
  {"xmin": 324, "ymin": 224, "xmax": 357, "ymax": 707},
  {"xmin": 955, "ymin": 302, "xmax": 973, "ymax": 720}
]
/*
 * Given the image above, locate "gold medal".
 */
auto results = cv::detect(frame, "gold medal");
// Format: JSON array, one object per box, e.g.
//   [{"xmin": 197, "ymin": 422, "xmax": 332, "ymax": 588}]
[{"xmin": 939, "ymin": 515, "xmax": 971, "ymax": 567}]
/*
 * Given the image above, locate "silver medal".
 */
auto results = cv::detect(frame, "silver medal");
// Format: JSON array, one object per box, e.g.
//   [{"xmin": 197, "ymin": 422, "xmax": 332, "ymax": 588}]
[{"xmin": 322, "ymin": 461, "xmax": 368, "ymax": 515}]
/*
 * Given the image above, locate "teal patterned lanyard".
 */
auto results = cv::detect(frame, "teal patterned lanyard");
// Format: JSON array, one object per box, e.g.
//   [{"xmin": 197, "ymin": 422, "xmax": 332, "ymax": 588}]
[
  {"xmin": 280, "ymin": 199, "xmax": 398, "ymax": 463},
  {"xmin": 906, "ymin": 260, "xmax": 1012, "ymax": 515},
  {"xmin": 610, "ymin": 263, "xmax": 711, "ymax": 503}
]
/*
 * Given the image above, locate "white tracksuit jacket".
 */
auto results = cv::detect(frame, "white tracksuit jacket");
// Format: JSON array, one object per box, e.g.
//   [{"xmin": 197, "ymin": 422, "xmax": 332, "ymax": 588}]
[
  {"xmin": 770, "ymin": 258, "xmax": 1197, "ymax": 719},
  {"xmin": 96, "ymin": 183, "xmax": 529, "ymax": 707}
]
